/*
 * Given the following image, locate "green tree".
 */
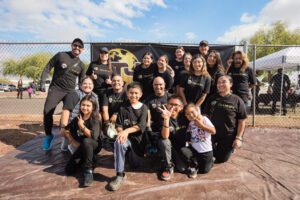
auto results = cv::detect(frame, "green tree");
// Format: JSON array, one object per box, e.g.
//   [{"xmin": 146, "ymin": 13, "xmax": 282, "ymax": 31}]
[
  {"xmin": 245, "ymin": 21, "xmax": 300, "ymax": 61},
  {"xmin": 2, "ymin": 53, "xmax": 53, "ymax": 81}
]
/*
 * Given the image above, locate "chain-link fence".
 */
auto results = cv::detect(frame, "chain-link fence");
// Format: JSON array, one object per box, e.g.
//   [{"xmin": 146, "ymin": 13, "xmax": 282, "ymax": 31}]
[{"xmin": 0, "ymin": 42, "xmax": 299, "ymax": 128}]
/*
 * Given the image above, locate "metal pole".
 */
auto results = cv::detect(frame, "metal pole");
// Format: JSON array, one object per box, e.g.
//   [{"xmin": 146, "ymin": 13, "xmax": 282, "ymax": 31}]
[{"xmin": 252, "ymin": 45, "xmax": 256, "ymax": 127}]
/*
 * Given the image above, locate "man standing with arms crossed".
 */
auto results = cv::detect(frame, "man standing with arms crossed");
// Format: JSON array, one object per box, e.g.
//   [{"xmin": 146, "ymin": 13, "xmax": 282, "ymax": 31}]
[{"xmin": 40, "ymin": 38, "xmax": 86, "ymax": 151}]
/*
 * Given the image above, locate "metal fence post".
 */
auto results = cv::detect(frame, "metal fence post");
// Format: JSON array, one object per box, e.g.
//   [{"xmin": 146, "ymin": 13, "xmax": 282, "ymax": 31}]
[{"xmin": 253, "ymin": 44, "xmax": 257, "ymax": 127}]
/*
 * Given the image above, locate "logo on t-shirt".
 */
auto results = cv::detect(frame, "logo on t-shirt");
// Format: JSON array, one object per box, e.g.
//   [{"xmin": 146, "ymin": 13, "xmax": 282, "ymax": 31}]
[
  {"xmin": 61, "ymin": 63, "xmax": 67, "ymax": 69},
  {"xmin": 109, "ymin": 97, "xmax": 113, "ymax": 103}
]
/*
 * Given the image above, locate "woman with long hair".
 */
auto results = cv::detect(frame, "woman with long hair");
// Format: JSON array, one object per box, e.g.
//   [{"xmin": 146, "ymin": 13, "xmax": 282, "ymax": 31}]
[
  {"xmin": 63, "ymin": 94, "xmax": 102, "ymax": 187},
  {"xmin": 178, "ymin": 54, "xmax": 211, "ymax": 110},
  {"xmin": 86, "ymin": 47, "xmax": 116, "ymax": 107}
]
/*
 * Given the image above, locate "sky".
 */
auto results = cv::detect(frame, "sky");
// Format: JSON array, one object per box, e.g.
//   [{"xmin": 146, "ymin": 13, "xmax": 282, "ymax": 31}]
[{"xmin": 0, "ymin": 0, "xmax": 299, "ymax": 44}]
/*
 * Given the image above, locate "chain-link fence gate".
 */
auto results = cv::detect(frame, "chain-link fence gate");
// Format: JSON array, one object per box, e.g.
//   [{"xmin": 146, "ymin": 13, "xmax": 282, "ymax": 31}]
[{"xmin": 0, "ymin": 42, "xmax": 299, "ymax": 128}]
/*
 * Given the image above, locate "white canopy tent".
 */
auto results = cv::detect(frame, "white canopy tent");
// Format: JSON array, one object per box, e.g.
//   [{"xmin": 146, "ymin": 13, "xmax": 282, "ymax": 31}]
[
  {"xmin": 250, "ymin": 47, "xmax": 300, "ymax": 70},
  {"xmin": 250, "ymin": 47, "xmax": 300, "ymax": 115}
]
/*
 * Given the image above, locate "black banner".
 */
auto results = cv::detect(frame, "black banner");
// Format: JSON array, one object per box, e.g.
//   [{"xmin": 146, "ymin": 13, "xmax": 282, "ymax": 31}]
[{"xmin": 91, "ymin": 43, "xmax": 235, "ymax": 83}]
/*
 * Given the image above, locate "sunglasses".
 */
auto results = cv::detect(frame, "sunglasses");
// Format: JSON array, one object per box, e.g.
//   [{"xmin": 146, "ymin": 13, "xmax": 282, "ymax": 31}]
[{"xmin": 72, "ymin": 44, "xmax": 83, "ymax": 49}]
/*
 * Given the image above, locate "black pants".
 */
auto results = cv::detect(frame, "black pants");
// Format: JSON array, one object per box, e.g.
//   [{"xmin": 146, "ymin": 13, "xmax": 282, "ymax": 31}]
[
  {"xmin": 43, "ymin": 88, "xmax": 70, "ymax": 135},
  {"xmin": 66, "ymin": 138, "xmax": 102, "ymax": 174},
  {"xmin": 272, "ymin": 92, "xmax": 287, "ymax": 114},
  {"xmin": 181, "ymin": 146, "xmax": 213, "ymax": 174},
  {"xmin": 17, "ymin": 88, "xmax": 23, "ymax": 99},
  {"xmin": 212, "ymin": 135, "xmax": 234, "ymax": 163}
]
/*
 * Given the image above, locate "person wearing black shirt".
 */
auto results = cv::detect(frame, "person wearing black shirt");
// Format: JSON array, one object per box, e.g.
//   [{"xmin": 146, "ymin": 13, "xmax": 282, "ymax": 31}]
[
  {"xmin": 157, "ymin": 95, "xmax": 188, "ymax": 181},
  {"xmin": 203, "ymin": 75, "xmax": 247, "ymax": 163},
  {"xmin": 155, "ymin": 55, "xmax": 174, "ymax": 91},
  {"xmin": 133, "ymin": 52, "xmax": 157, "ymax": 101},
  {"xmin": 63, "ymin": 94, "xmax": 102, "ymax": 187},
  {"xmin": 169, "ymin": 46, "xmax": 185, "ymax": 93},
  {"xmin": 108, "ymin": 82, "xmax": 148, "ymax": 191},
  {"xmin": 199, "ymin": 40, "xmax": 209, "ymax": 60},
  {"xmin": 102, "ymin": 74, "xmax": 128, "ymax": 131},
  {"xmin": 145, "ymin": 77, "xmax": 170, "ymax": 150},
  {"xmin": 175, "ymin": 52, "xmax": 192, "ymax": 95},
  {"xmin": 227, "ymin": 50, "xmax": 256, "ymax": 106},
  {"xmin": 179, "ymin": 54, "xmax": 211, "ymax": 110},
  {"xmin": 40, "ymin": 38, "xmax": 85, "ymax": 151},
  {"xmin": 60, "ymin": 77, "xmax": 99, "ymax": 151},
  {"xmin": 86, "ymin": 47, "xmax": 116, "ymax": 108},
  {"xmin": 269, "ymin": 68, "xmax": 291, "ymax": 115}
]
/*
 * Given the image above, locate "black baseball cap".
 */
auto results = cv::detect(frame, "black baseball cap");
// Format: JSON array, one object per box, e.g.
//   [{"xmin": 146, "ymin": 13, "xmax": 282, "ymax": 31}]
[
  {"xmin": 199, "ymin": 40, "xmax": 209, "ymax": 47},
  {"xmin": 72, "ymin": 38, "xmax": 84, "ymax": 48},
  {"xmin": 100, "ymin": 47, "xmax": 109, "ymax": 53}
]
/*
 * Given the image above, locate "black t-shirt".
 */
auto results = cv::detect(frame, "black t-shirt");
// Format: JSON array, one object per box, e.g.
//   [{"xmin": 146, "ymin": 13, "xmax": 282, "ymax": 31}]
[
  {"xmin": 207, "ymin": 67, "xmax": 224, "ymax": 95},
  {"xmin": 102, "ymin": 88, "xmax": 128, "ymax": 117},
  {"xmin": 145, "ymin": 93, "xmax": 170, "ymax": 132},
  {"xmin": 270, "ymin": 73, "xmax": 291, "ymax": 91},
  {"xmin": 227, "ymin": 67, "xmax": 255, "ymax": 98},
  {"xmin": 155, "ymin": 71, "xmax": 174, "ymax": 91},
  {"xmin": 133, "ymin": 63, "xmax": 157, "ymax": 97},
  {"xmin": 41, "ymin": 52, "xmax": 85, "ymax": 92},
  {"xmin": 158, "ymin": 113, "xmax": 189, "ymax": 152},
  {"xmin": 86, "ymin": 61, "xmax": 116, "ymax": 94},
  {"xmin": 203, "ymin": 93, "xmax": 247, "ymax": 138},
  {"xmin": 179, "ymin": 74, "xmax": 211, "ymax": 103},
  {"xmin": 116, "ymin": 103, "xmax": 148, "ymax": 156},
  {"xmin": 169, "ymin": 59, "xmax": 184, "ymax": 87},
  {"xmin": 66, "ymin": 116, "xmax": 100, "ymax": 142}
]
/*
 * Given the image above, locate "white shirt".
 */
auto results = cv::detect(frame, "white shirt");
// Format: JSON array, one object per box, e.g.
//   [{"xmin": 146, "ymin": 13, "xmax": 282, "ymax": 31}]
[{"xmin": 188, "ymin": 116, "xmax": 214, "ymax": 153}]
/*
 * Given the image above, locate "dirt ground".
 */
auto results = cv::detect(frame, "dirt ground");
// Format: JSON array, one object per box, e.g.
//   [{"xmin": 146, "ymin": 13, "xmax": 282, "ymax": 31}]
[{"xmin": 0, "ymin": 115, "xmax": 59, "ymax": 156}]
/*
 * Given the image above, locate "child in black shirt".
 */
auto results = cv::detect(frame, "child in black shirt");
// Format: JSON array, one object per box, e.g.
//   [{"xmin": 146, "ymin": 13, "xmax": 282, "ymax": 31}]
[{"xmin": 108, "ymin": 82, "xmax": 148, "ymax": 191}]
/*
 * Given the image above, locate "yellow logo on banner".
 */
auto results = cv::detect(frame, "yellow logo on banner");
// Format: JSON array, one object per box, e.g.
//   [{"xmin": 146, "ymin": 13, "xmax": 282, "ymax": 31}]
[{"xmin": 109, "ymin": 48, "xmax": 140, "ymax": 84}]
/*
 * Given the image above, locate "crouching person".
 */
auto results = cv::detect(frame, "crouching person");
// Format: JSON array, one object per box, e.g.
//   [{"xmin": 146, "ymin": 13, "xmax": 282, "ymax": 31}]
[
  {"xmin": 108, "ymin": 82, "xmax": 148, "ymax": 191},
  {"xmin": 158, "ymin": 95, "xmax": 188, "ymax": 181},
  {"xmin": 63, "ymin": 94, "xmax": 102, "ymax": 187},
  {"xmin": 181, "ymin": 103, "xmax": 216, "ymax": 179}
]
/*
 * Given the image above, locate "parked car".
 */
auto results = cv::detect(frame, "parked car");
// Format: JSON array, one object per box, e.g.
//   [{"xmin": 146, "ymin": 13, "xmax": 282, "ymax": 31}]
[
  {"xmin": 0, "ymin": 83, "xmax": 10, "ymax": 92},
  {"xmin": 8, "ymin": 84, "xmax": 17, "ymax": 91}
]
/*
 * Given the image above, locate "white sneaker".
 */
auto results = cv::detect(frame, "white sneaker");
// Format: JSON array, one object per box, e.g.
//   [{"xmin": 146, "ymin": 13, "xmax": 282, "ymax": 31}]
[
  {"xmin": 68, "ymin": 144, "xmax": 78, "ymax": 155},
  {"xmin": 60, "ymin": 137, "xmax": 68, "ymax": 152}
]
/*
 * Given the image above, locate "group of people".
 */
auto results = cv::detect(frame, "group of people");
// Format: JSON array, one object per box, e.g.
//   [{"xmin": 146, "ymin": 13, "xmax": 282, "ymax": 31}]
[{"xmin": 39, "ymin": 38, "xmax": 250, "ymax": 190}]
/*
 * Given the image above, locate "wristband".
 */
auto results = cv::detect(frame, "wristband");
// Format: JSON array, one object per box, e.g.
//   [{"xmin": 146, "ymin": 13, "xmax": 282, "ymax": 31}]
[
  {"xmin": 81, "ymin": 126, "xmax": 86, "ymax": 132},
  {"xmin": 235, "ymin": 137, "xmax": 243, "ymax": 142},
  {"xmin": 163, "ymin": 125, "xmax": 169, "ymax": 128}
]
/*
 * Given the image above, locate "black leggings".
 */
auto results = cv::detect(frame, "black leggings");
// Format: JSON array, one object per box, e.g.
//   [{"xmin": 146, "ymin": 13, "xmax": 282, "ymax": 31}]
[
  {"xmin": 43, "ymin": 88, "xmax": 69, "ymax": 135},
  {"xmin": 212, "ymin": 135, "xmax": 234, "ymax": 163},
  {"xmin": 181, "ymin": 146, "xmax": 213, "ymax": 174}
]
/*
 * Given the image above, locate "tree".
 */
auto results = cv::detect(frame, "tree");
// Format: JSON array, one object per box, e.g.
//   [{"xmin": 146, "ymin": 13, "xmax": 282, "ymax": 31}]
[
  {"xmin": 2, "ymin": 53, "xmax": 53, "ymax": 81},
  {"xmin": 244, "ymin": 21, "xmax": 300, "ymax": 61}
]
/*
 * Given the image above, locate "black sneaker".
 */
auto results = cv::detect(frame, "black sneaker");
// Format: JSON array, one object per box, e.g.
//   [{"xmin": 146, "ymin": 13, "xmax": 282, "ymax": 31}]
[
  {"xmin": 108, "ymin": 174, "xmax": 127, "ymax": 191},
  {"xmin": 188, "ymin": 167, "xmax": 198, "ymax": 179},
  {"xmin": 83, "ymin": 169, "xmax": 93, "ymax": 187},
  {"xmin": 160, "ymin": 166, "xmax": 174, "ymax": 181}
]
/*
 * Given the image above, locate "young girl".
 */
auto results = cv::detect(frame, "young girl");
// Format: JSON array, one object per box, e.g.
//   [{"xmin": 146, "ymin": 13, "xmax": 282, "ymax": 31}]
[
  {"xmin": 63, "ymin": 94, "xmax": 102, "ymax": 187},
  {"xmin": 181, "ymin": 103, "xmax": 216, "ymax": 178}
]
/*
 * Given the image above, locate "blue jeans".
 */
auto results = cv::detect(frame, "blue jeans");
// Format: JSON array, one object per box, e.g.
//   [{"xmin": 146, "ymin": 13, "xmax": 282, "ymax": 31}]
[{"xmin": 114, "ymin": 139, "xmax": 141, "ymax": 173}]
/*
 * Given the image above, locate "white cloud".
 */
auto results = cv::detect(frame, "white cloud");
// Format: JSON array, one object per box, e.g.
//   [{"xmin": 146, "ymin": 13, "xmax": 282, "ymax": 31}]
[
  {"xmin": 240, "ymin": 12, "xmax": 256, "ymax": 23},
  {"xmin": 0, "ymin": 0, "xmax": 167, "ymax": 41},
  {"xmin": 185, "ymin": 32, "xmax": 196, "ymax": 41},
  {"xmin": 216, "ymin": 0, "xmax": 300, "ymax": 44},
  {"xmin": 149, "ymin": 23, "xmax": 170, "ymax": 40}
]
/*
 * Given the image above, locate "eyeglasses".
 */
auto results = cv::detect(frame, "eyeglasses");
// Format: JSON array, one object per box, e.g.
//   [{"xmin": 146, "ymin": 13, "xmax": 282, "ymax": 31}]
[
  {"xmin": 72, "ymin": 44, "xmax": 83, "ymax": 49},
  {"xmin": 168, "ymin": 103, "xmax": 182, "ymax": 108}
]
